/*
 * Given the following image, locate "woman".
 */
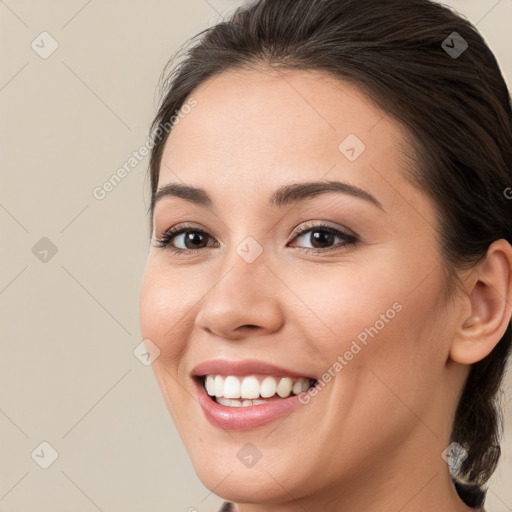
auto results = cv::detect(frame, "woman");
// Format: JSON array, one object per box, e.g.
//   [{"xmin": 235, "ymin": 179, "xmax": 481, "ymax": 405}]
[{"xmin": 139, "ymin": 0, "xmax": 512, "ymax": 510}]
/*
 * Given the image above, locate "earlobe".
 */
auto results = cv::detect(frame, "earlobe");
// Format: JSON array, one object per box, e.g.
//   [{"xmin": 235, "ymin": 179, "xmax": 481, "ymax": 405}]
[{"xmin": 450, "ymin": 239, "xmax": 512, "ymax": 365}]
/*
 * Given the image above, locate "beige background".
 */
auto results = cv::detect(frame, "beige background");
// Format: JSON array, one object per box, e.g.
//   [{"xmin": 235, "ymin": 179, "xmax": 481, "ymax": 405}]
[{"xmin": 0, "ymin": 0, "xmax": 511, "ymax": 510}]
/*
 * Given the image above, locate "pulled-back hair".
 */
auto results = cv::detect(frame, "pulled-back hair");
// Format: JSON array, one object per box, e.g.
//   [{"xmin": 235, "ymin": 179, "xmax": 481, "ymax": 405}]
[{"xmin": 147, "ymin": 0, "xmax": 512, "ymax": 491}]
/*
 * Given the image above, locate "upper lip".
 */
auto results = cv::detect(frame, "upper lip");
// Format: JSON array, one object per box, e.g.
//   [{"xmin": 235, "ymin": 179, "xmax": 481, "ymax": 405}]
[{"xmin": 191, "ymin": 359, "xmax": 316, "ymax": 380}]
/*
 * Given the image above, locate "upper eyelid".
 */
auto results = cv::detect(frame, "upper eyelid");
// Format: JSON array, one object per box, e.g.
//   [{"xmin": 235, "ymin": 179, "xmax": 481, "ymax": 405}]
[
  {"xmin": 157, "ymin": 221, "xmax": 352, "ymax": 238},
  {"xmin": 292, "ymin": 220, "xmax": 356, "ymax": 237}
]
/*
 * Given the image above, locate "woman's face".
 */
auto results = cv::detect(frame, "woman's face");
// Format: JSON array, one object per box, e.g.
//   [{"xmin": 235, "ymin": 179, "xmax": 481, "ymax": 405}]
[{"xmin": 139, "ymin": 68, "xmax": 466, "ymax": 506}]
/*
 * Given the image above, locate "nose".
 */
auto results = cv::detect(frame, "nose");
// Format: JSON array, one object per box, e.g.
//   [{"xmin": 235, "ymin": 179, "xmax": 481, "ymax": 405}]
[{"xmin": 194, "ymin": 258, "xmax": 284, "ymax": 340}]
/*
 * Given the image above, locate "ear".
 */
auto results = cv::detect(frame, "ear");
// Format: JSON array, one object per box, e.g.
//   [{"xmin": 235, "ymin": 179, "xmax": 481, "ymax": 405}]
[{"xmin": 450, "ymin": 239, "xmax": 512, "ymax": 365}]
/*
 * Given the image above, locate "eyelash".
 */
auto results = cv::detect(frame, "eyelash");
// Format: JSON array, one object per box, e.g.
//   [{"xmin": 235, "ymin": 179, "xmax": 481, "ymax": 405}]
[{"xmin": 154, "ymin": 221, "xmax": 358, "ymax": 255}]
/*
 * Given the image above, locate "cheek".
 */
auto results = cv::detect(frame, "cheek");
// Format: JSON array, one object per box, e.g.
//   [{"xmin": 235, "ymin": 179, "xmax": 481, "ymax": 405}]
[
  {"xmin": 280, "ymin": 259, "xmax": 446, "ymax": 459},
  {"xmin": 283, "ymin": 248, "xmax": 446, "ymax": 387},
  {"xmin": 139, "ymin": 262, "xmax": 197, "ymax": 427},
  {"xmin": 139, "ymin": 260, "xmax": 193, "ymax": 365},
  {"xmin": 281, "ymin": 260, "xmax": 405, "ymax": 354}
]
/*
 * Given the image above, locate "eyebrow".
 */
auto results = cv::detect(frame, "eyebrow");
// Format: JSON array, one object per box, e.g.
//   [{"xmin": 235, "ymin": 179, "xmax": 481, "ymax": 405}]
[{"xmin": 150, "ymin": 180, "xmax": 384, "ymax": 214}]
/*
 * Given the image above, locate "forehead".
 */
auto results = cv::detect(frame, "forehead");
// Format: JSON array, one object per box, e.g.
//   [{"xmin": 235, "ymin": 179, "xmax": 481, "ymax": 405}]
[{"xmin": 158, "ymin": 67, "xmax": 419, "ymax": 215}]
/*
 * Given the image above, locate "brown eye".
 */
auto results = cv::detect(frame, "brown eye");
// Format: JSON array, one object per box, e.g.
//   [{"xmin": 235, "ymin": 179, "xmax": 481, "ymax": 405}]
[
  {"xmin": 176, "ymin": 231, "xmax": 210, "ymax": 250},
  {"xmin": 154, "ymin": 226, "xmax": 217, "ymax": 252},
  {"xmin": 290, "ymin": 224, "xmax": 358, "ymax": 252}
]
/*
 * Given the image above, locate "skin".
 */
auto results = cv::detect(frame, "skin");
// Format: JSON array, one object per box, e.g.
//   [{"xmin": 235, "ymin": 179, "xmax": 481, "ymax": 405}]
[{"xmin": 139, "ymin": 67, "xmax": 512, "ymax": 512}]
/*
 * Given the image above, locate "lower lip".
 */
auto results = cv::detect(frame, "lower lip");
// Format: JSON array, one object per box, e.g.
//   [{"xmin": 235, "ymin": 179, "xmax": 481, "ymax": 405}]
[{"xmin": 194, "ymin": 378, "xmax": 310, "ymax": 431}]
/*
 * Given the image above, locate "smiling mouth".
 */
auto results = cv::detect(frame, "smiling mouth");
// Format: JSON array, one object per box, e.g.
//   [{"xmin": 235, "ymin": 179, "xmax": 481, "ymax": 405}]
[{"xmin": 199, "ymin": 374, "xmax": 319, "ymax": 407}]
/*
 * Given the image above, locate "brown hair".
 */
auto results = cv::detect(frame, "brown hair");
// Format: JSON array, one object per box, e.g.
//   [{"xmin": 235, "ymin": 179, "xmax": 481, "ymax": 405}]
[{"xmin": 146, "ymin": 0, "xmax": 512, "ymax": 491}]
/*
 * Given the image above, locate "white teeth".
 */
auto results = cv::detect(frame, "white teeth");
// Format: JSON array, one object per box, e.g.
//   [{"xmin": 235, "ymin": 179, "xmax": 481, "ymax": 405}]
[
  {"xmin": 260, "ymin": 376, "xmax": 276, "ymax": 398},
  {"xmin": 204, "ymin": 374, "xmax": 313, "ymax": 400},
  {"xmin": 240, "ymin": 376, "xmax": 260, "ymax": 399},
  {"xmin": 214, "ymin": 375, "xmax": 224, "ymax": 397},
  {"xmin": 292, "ymin": 379, "xmax": 303, "ymax": 395},
  {"xmin": 276, "ymin": 377, "xmax": 293, "ymax": 398},
  {"xmin": 205, "ymin": 376, "xmax": 215, "ymax": 396},
  {"xmin": 217, "ymin": 397, "xmax": 269, "ymax": 407}
]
